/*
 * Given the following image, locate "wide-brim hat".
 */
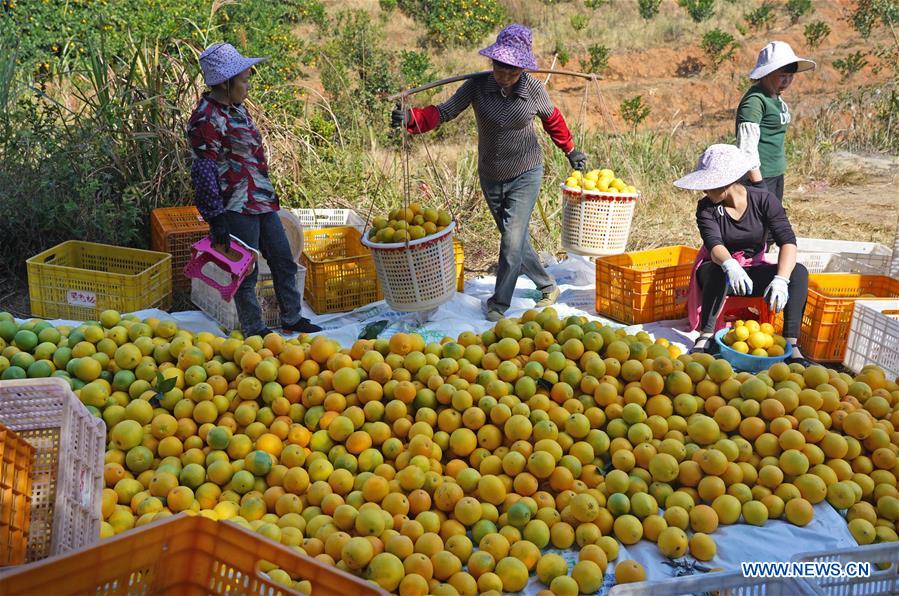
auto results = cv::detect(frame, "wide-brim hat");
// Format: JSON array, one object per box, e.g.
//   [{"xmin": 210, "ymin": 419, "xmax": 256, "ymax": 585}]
[
  {"xmin": 199, "ymin": 43, "xmax": 266, "ymax": 86},
  {"xmin": 749, "ymin": 41, "xmax": 816, "ymax": 80},
  {"xmin": 673, "ymin": 144, "xmax": 758, "ymax": 191},
  {"xmin": 479, "ymin": 24, "xmax": 538, "ymax": 70}
]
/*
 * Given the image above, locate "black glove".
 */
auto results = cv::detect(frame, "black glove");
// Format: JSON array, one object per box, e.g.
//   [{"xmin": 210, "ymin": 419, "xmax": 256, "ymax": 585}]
[
  {"xmin": 208, "ymin": 213, "xmax": 230, "ymax": 249},
  {"xmin": 390, "ymin": 104, "xmax": 409, "ymax": 129},
  {"xmin": 567, "ymin": 149, "xmax": 587, "ymax": 171}
]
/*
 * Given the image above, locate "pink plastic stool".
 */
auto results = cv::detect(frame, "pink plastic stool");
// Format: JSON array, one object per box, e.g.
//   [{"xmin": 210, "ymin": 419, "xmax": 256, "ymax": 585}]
[
  {"xmin": 714, "ymin": 296, "xmax": 773, "ymax": 331},
  {"xmin": 184, "ymin": 236, "xmax": 258, "ymax": 301}
]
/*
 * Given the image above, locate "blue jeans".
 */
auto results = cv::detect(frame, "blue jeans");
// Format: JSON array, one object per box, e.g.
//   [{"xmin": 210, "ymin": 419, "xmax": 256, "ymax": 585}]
[
  {"xmin": 480, "ymin": 165, "xmax": 556, "ymax": 312},
  {"xmin": 225, "ymin": 210, "xmax": 303, "ymax": 336}
]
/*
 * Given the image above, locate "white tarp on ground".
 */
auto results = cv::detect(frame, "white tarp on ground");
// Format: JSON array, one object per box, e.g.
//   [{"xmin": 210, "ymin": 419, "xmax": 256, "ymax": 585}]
[{"xmin": 21, "ymin": 255, "xmax": 858, "ymax": 592}]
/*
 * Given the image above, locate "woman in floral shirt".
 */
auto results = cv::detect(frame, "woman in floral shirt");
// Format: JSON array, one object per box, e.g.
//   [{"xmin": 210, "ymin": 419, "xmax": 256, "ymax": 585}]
[{"xmin": 187, "ymin": 43, "xmax": 319, "ymax": 336}]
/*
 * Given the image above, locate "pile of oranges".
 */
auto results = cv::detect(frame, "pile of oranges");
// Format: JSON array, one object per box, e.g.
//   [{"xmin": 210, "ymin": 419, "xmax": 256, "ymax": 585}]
[{"xmin": 1, "ymin": 307, "xmax": 898, "ymax": 594}]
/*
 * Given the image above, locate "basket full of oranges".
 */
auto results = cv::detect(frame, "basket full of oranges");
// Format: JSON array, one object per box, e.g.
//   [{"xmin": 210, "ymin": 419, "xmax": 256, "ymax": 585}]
[{"xmin": 715, "ymin": 320, "xmax": 792, "ymax": 373}]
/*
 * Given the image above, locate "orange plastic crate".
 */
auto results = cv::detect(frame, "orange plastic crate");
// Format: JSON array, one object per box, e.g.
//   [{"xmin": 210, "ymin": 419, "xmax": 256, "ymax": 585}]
[
  {"xmin": 150, "ymin": 206, "xmax": 210, "ymax": 291},
  {"xmin": 0, "ymin": 514, "xmax": 388, "ymax": 595},
  {"xmin": 800, "ymin": 274, "xmax": 899, "ymax": 362},
  {"xmin": 301, "ymin": 227, "xmax": 382, "ymax": 314},
  {"xmin": 0, "ymin": 424, "xmax": 34, "ymax": 566},
  {"xmin": 596, "ymin": 246, "xmax": 699, "ymax": 324}
]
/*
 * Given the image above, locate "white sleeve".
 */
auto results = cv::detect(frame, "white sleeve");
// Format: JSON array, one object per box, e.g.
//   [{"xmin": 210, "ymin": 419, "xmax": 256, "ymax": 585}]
[{"xmin": 736, "ymin": 122, "xmax": 762, "ymax": 170}]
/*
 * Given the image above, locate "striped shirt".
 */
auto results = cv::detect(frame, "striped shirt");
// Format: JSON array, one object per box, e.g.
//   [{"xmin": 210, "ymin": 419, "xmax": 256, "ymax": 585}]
[{"xmin": 434, "ymin": 72, "xmax": 572, "ymax": 182}]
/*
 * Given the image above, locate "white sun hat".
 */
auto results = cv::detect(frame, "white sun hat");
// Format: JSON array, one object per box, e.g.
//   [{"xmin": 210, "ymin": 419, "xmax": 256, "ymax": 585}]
[
  {"xmin": 749, "ymin": 41, "xmax": 816, "ymax": 81},
  {"xmin": 673, "ymin": 144, "xmax": 758, "ymax": 191},
  {"xmin": 199, "ymin": 43, "xmax": 266, "ymax": 86}
]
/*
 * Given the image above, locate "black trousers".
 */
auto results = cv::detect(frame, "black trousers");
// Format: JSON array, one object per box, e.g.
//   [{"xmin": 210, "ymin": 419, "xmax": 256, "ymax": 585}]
[
  {"xmin": 696, "ymin": 261, "xmax": 808, "ymax": 337},
  {"xmin": 763, "ymin": 174, "xmax": 784, "ymax": 203}
]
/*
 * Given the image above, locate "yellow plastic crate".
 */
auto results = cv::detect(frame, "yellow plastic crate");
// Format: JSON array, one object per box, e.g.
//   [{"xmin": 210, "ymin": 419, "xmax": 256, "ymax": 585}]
[
  {"xmin": 453, "ymin": 238, "xmax": 465, "ymax": 292},
  {"xmin": 27, "ymin": 241, "xmax": 172, "ymax": 320},
  {"xmin": 301, "ymin": 227, "xmax": 381, "ymax": 314}
]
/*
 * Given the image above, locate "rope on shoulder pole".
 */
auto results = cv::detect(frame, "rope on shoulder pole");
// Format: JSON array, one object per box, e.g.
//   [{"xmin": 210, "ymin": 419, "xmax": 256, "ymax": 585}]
[{"xmin": 385, "ymin": 69, "xmax": 601, "ymax": 101}]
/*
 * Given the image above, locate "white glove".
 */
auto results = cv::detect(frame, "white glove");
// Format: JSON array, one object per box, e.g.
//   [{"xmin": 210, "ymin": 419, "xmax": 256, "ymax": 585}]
[
  {"xmin": 721, "ymin": 258, "xmax": 753, "ymax": 296},
  {"xmin": 764, "ymin": 275, "xmax": 790, "ymax": 313}
]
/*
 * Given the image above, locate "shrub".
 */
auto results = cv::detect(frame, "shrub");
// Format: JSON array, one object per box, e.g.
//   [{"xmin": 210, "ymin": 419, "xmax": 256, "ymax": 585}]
[
  {"xmin": 848, "ymin": 0, "xmax": 898, "ymax": 38},
  {"xmin": 284, "ymin": 0, "xmax": 328, "ymax": 26},
  {"xmin": 553, "ymin": 40, "xmax": 570, "ymax": 67},
  {"xmin": 785, "ymin": 0, "xmax": 813, "ymax": 24},
  {"xmin": 833, "ymin": 51, "xmax": 869, "ymax": 80},
  {"xmin": 398, "ymin": 0, "xmax": 505, "ymax": 48},
  {"xmin": 580, "ymin": 44, "xmax": 611, "ymax": 75},
  {"xmin": 621, "ymin": 96, "xmax": 651, "ymax": 130},
  {"xmin": 700, "ymin": 29, "xmax": 738, "ymax": 71},
  {"xmin": 679, "ymin": 0, "xmax": 716, "ymax": 23},
  {"xmin": 744, "ymin": 1, "xmax": 777, "ymax": 32},
  {"xmin": 0, "ymin": 40, "xmax": 198, "ymax": 275},
  {"xmin": 399, "ymin": 50, "xmax": 434, "ymax": 88},
  {"xmin": 804, "ymin": 20, "xmax": 831, "ymax": 49},
  {"xmin": 584, "ymin": 0, "xmax": 610, "ymax": 8},
  {"xmin": 638, "ymin": 0, "xmax": 663, "ymax": 20},
  {"xmin": 570, "ymin": 14, "xmax": 588, "ymax": 32},
  {"xmin": 379, "ymin": 0, "xmax": 398, "ymax": 12}
]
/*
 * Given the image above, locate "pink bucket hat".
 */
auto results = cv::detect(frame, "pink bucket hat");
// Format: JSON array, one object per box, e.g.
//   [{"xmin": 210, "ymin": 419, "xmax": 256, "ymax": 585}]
[
  {"xmin": 199, "ymin": 43, "xmax": 266, "ymax": 86},
  {"xmin": 479, "ymin": 24, "xmax": 538, "ymax": 70}
]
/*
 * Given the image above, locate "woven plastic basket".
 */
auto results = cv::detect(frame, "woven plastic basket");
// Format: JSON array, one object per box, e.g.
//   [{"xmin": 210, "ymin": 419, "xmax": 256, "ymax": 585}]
[
  {"xmin": 561, "ymin": 185, "xmax": 639, "ymax": 256},
  {"xmin": 0, "ymin": 377, "xmax": 105, "ymax": 562},
  {"xmin": 361, "ymin": 222, "xmax": 457, "ymax": 312},
  {"xmin": 842, "ymin": 299, "xmax": 899, "ymax": 378},
  {"xmin": 0, "ymin": 424, "xmax": 34, "ymax": 566},
  {"xmin": 191, "ymin": 267, "xmax": 306, "ymax": 332}
]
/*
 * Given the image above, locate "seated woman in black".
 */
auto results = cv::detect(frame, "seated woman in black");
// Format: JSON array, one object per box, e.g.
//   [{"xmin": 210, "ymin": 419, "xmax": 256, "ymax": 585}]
[{"xmin": 674, "ymin": 144, "xmax": 808, "ymax": 360}]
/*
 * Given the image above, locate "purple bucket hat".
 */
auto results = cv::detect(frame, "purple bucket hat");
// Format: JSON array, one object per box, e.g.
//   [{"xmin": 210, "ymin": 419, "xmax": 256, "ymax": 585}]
[
  {"xmin": 479, "ymin": 24, "xmax": 538, "ymax": 70},
  {"xmin": 199, "ymin": 43, "xmax": 266, "ymax": 86}
]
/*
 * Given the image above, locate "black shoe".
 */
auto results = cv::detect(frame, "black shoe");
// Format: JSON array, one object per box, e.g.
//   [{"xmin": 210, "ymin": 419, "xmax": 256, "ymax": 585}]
[{"xmin": 282, "ymin": 317, "xmax": 321, "ymax": 334}]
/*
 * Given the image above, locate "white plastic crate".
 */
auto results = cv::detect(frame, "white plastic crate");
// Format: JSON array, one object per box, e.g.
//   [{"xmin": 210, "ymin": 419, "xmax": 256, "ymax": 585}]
[
  {"xmin": 288, "ymin": 208, "xmax": 365, "ymax": 232},
  {"xmin": 769, "ymin": 237, "xmax": 892, "ymax": 274},
  {"xmin": 191, "ymin": 266, "xmax": 306, "ymax": 332},
  {"xmin": 793, "ymin": 541, "xmax": 899, "ymax": 595},
  {"xmin": 842, "ymin": 299, "xmax": 899, "ymax": 378},
  {"xmin": 0, "ymin": 377, "xmax": 105, "ymax": 562},
  {"xmin": 607, "ymin": 569, "xmax": 816, "ymax": 595},
  {"xmin": 891, "ymin": 214, "xmax": 899, "ymax": 279}
]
